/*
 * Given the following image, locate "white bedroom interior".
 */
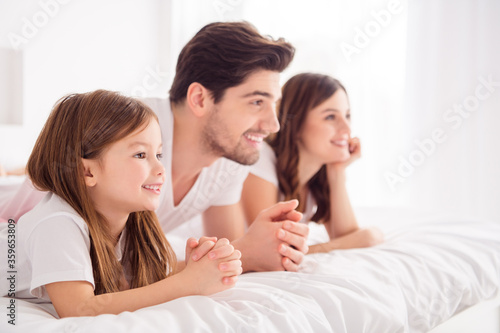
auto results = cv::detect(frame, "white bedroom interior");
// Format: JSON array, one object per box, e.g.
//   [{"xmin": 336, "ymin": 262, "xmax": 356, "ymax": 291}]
[{"xmin": 0, "ymin": 0, "xmax": 499, "ymax": 331}]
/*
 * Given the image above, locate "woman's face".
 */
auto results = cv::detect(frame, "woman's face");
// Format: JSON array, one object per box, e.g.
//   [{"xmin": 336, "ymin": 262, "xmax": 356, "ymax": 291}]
[{"xmin": 297, "ymin": 89, "xmax": 351, "ymax": 165}]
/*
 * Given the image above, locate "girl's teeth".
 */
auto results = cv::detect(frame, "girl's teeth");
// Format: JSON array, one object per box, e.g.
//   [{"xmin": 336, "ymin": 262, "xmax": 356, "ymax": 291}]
[{"xmin": 143, "ymin": 185, "xmax": 160, "ymax": 190}]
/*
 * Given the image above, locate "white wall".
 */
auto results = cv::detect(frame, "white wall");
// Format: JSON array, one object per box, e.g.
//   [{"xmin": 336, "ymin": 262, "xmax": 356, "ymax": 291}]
[{"xmin": 0, "ymin": 0, "xmax": 171, "ymax": 169}]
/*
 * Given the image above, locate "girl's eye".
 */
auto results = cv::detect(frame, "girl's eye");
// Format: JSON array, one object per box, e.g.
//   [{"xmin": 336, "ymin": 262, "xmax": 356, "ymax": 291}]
[
  {"xmin": 346, "ymin": 114, "xmax": 351, "ymax": 120},
  {"xmin": 325, "ymin": 114, "xmax": 335, "ymax": 120},
  {"xmin": 134, "ymin": 152, "xmax": 146, "ymax": 159},
  {"xmin": 156, "ymin": 153, "xmax": 163, "ymax": 160}
]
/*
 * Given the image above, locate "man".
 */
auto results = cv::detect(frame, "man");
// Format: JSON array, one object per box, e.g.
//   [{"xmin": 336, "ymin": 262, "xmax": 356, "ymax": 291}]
[
  {"xmin": 144, "ymin": 22, "xmax": 308, "ymax": 272},
  {"xmin": 0, "ymin": 21, "xmax": 309, "ymax": 272}
]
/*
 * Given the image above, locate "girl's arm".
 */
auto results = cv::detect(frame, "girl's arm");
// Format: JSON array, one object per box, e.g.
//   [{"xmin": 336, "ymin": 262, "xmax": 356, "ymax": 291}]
[
  {"xmin": 308, "ymin": 138, "xmax": 383, "ymax": 253},
  {"xmin": 45, "ymin": 238, "xmax": 242, "ymax": 318}
]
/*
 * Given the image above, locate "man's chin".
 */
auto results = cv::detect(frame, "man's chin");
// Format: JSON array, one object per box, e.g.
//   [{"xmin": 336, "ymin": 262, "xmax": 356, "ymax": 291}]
[{"xmin": 224, "ymin": 151, "xmax": 260, "ymax": 166}]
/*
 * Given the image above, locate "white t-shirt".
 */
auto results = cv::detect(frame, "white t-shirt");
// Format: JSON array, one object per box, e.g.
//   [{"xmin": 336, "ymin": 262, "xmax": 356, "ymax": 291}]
[
  {"xmin": 249, "ymin": 142, "xmax": 317, "ymax": 224},
  {"xmin": 0, "ymin": 193, "xmax": 125, "ymax": 303},
  {"xmin": 142, "ymin": 98, "xmax": 250, "ymax": 232}
]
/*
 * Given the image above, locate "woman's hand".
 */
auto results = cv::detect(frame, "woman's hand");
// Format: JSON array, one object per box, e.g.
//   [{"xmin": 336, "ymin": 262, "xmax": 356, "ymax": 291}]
[
  {"xmin": 327, "ymin": 137, "xmax": 361, "ymax": 174},
  {"xmin": 181, "ymin": 238, "xmax": 242, "ymax": 295}
]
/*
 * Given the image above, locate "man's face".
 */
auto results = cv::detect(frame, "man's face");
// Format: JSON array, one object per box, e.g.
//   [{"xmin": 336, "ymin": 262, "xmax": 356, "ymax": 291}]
[{"xmin": 201, "ymin": 70, "xmax": 281, "ymax": 165}]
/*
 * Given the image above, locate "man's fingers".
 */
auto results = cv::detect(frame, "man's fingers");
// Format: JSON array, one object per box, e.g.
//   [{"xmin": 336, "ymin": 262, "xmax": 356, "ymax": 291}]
[
  {"xmin": 259, "ymin": 200, "xmax": 300, "ymax": 222},
  {"xmin": 279, "ymin": 243, "xmax": 305, "ymax": 265},
  {"xmin": 286, "ymin": 210, "xmax": 303, "ymax": 222},
  {"xmin": 282, "ymin": 256, "xmax": 299, "ymax": 272},
  {"xmin": 277, "ymin": 227, "xmax": 309, "ymax": 253},
  {"xmin": 283, "ymin": 221, "xmax": 309, "ymax": 238}
]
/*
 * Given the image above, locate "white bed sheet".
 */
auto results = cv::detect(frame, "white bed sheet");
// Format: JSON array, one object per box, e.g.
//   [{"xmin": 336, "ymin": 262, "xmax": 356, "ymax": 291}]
[{"xmin": 1, "ymin": 208, "xmax": 499, "ymax": 333}]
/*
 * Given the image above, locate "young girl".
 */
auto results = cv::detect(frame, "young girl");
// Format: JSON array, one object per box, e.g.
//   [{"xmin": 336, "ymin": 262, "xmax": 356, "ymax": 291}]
[
  {"xmin": 9, "ymin": 90, "xmax": 242, "ymax": 317},
  {"xmin": 241, "ymin": 73, "xmax": 384, "ymax": 254}
]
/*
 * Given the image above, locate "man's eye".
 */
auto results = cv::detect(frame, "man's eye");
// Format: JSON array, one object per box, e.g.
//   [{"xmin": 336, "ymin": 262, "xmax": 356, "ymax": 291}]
[
  {"xmin": 252, "ymin": 100, "xmax": 263, "ymax": 106},
  {"xmin": 134, "ymin": 152, "xmax": 146, "ymax": 159}
]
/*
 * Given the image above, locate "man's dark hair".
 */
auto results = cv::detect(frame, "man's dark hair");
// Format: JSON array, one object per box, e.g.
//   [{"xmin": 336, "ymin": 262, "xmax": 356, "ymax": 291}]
[{"xmin": 169, "ymin": 21, "xmax": 295, "ymax": 104}]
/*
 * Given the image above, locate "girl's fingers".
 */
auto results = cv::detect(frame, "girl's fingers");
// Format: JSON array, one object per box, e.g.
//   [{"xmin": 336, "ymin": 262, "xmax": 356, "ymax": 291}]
[
  {"xmin": 218, "ymin": 259, "xmax": 242, "ymax": 274},
  {"xmin": 211, "ymin": 238, "xmax": 230, "ymax": 249},
  {"xmin": 207, "ymin": 238, "xmax": 234, "ymax": 260},
  {"xmin": 222, "ymin": 275, "xmax": 239, "ymax": 286},
  {"xmin": 198, "ymin": 236, "xmax": 218, "ymax": 245},
  {"xmin": 190, "ymin": 240, "xmax": 216, "ymax": 261}
]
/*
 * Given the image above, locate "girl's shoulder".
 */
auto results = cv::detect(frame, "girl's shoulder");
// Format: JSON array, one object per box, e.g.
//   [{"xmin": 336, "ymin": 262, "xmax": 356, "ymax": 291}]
[{"xmin": 17, "ymin": 193, "xmax": 88, "ymax": 238}]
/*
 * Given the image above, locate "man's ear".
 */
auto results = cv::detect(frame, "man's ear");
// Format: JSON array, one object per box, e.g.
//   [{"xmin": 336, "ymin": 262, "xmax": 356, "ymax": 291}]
[
  {"xmin": 81, "ymin": 158, "xmax": 98, "ymax": 187},
  {"xmin": 186, "ymin": 82, "xmax": 212, "ymax": 117}
]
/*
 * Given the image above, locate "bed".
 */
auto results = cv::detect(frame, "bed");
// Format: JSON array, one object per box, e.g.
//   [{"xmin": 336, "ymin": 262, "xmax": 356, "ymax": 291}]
[{"xmin": 1, "ymin": 177, "xmax": 499, "ymax": 333}]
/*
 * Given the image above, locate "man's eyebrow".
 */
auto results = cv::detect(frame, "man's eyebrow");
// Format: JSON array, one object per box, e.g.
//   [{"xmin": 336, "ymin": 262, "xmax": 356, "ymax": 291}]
[{"xmin": 241, "ymin": 91, "xmax": 273, "ymax": 98}]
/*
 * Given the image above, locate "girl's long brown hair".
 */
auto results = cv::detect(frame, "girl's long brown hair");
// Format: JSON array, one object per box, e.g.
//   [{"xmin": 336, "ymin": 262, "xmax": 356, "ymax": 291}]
[
  {"xmin": 27, "ymin": 90, "xmax": 176, "ymax": 294},
  {"xmin": 268, "ymin": 73, "xmax": 347, "ymax": 223}
]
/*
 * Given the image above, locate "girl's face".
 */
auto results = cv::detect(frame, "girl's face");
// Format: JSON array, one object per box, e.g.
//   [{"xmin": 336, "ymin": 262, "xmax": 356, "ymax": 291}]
[
  {"xmin": 297, "ymin": 89, "xmax": 351, "ymax": 165},
  {"xmin": 86, "ymin": 119, "xmax": 165, "ymax": 222}
]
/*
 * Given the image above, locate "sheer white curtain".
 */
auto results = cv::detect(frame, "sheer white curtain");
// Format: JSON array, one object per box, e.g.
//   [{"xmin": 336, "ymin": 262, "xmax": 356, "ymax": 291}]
[{"xmin": 402, "ymin": 0, "xmax": 500, "ymax": 221}]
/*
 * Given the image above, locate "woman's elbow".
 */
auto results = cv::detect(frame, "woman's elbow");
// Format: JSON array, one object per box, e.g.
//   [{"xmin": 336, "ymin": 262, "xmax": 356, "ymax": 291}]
[{"xmin": 361, "ymin": 227, "xmax": 385, "ymax": 247}]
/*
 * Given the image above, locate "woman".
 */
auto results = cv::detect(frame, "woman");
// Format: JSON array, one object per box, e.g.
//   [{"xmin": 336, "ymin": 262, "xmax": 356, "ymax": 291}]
[{"xmin": 241, "ymin": 73, "xmax": 383, "ymax": 254}]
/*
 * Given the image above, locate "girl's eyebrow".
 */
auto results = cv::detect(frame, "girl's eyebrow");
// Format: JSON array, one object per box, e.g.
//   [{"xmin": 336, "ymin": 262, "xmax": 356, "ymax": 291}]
[{"xmin": 128, "ymin": 141, "xmax": 162, "ymax": 149}]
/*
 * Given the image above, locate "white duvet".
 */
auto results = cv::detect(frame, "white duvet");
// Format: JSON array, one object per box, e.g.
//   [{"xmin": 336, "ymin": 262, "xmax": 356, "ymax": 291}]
[{"xmin": 1, "ymin": 208, "xmax": 499, "ymax": 333}]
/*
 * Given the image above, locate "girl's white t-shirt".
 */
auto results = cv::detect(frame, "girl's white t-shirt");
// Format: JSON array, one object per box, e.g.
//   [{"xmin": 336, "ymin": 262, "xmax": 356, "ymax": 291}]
[
  {"xmin": 1, "ymin": 193, "xmax": 125, "ymax": 303},
  {"xmin": 249, "ymin": 142, "xmax": 317, "ymax": 224}
]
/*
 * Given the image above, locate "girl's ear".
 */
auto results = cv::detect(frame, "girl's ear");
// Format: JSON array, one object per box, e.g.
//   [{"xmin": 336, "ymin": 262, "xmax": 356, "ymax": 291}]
[
  {"xmin": 81, "ymin": 158, "xmax": 97, "ymax": 187},
  {"xmin": 186, "ymin": 82, "xmax": 211, "ymax": 117}
]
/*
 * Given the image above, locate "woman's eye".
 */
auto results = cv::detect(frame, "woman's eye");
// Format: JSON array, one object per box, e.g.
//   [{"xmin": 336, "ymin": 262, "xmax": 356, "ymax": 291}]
[
  {"xmin": 325, "ymin": 115, "xmax": 335, "ymax": 120},
  {"xmin": 252, "ymin": 100, "xmax": 263, "ymax": 106},
  {"xmin": 134, "ymin": 152, "xmax": 146, "ymax": 159},
  {"xmin": 346, "ymin": 114, "xmax": 351, "ymax": 120},
  {"xmin": 156, "ymin": 153, "xmax": 163, "ymax": 160}
]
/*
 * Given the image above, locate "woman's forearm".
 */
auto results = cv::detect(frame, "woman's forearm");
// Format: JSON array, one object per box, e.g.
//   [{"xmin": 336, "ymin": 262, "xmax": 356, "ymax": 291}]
[
  {"xmin": 308, "ymin": 227, "xmax": 384, "ymax": 254},
  {"xmin": 326, "ymin": 167, "xmax": 359, "ymax": 238}
]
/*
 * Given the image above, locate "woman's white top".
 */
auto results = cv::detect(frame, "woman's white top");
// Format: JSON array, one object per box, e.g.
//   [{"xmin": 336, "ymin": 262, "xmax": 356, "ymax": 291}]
[
  {"xmin": 1, "ymin": 193, "xmax": 125, "ymax": 303},
  {"xmin": 249, "ymin": 142, "xmax": 317, "ymax": 224}
]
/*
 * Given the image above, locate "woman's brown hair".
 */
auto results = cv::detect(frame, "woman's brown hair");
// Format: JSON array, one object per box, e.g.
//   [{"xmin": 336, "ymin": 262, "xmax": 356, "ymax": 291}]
[
  {"xmin": 169, "ymin": 21, "xmax": 295, "ymax": 104},
  {"xmin": 268, "ymin": 73, "xmax": 347, "ymax": 223},
  {"xmin": 27, "ymin": 90, "xmax": 176, "ymax": 294}
]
